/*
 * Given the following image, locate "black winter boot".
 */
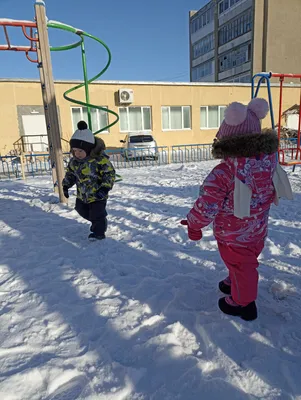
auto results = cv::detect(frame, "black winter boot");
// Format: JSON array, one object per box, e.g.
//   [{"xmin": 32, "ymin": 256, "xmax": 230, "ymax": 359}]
[
  {"xmin": 218, "ymin": 296, "xmax": 257, "ymax": 321},
  {"xmin": 88, "ymin": 233, "xmax": 106, "ymax": 241},
  {"xmin": 219, "ymin": 280, "xmax": 231, "ymax": 295}
]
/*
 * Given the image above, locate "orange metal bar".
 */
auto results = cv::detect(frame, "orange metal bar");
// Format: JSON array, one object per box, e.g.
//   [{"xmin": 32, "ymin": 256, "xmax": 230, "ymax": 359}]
[
  {"xmin": 22, "ymin": 25, "xmax": 39, "ymax": 42},
  {"xmin": 0, "ymin": 45, "xmax": 37, "ymax": 52},
  {"xmin": 3, "ymin": 26, "xmax": 11, "ymax": 48},
  {"xmin": 0, "ymin": 20, "xmax": 38, "ymax": 53},
  {"xmin": 26, "ymin": 50, "xmax": 38, "ymax": 63},
  {"xmin": 0, "ymin": 20, "xmax": 36, "ymax": 28},
  {"xmin": 281, "ymin": 160, "xmax": 301, "ymax": 166}
]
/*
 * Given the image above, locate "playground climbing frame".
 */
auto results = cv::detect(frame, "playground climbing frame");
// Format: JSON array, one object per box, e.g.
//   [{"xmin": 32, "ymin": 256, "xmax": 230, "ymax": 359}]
[{"xmin": 0, "ymin": 1, "xmax": 120, "ymax": 202}]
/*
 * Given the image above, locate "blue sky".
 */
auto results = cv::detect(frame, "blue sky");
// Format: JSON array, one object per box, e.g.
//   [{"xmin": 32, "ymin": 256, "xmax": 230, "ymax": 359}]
[{"xmin": 0, "ymin": 0, "xmax": 206, "ymax": 82}]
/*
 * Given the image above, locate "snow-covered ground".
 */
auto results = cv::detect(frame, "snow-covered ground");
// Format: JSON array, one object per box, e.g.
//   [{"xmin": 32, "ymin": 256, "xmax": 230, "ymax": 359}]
[{"xmin": 1, "ymin": 161, "xmax": 301, "ymax": 400}]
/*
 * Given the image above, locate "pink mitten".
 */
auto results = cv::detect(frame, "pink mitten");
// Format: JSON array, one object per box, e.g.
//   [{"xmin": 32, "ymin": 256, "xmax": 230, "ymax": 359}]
[{"xmin": 180, "ymin": 220, "xmax": 202, "ymax": 241}]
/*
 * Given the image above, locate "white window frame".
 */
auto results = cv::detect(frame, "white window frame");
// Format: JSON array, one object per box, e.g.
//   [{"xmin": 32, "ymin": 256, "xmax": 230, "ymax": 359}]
[
  {"xmin": 118, "ymin": 106, "xmax": 152, "ymax": 133},
  {"xmin": 71, "ymin": 106, "xmax": 109, "ymax": 133},
  {"xmin": 200, "ymin": 105, "xmax": 227, "ymax": 129},
  {"xmin": 161, "ymin": 106, "xmax": 191, "ymax": 131}
]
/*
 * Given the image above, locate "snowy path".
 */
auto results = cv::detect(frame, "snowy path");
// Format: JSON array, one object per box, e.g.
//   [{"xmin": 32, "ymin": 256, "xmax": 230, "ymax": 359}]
[{"xmin": 0, "ymin": 161, "xmax": 301, "ymax": 400}]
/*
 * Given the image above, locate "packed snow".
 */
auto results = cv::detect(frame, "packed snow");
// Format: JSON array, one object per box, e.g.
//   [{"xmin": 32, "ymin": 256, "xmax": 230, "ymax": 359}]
[{"xmin": 1, "ymin": 161, "xmax": 301, "ymax": 400}]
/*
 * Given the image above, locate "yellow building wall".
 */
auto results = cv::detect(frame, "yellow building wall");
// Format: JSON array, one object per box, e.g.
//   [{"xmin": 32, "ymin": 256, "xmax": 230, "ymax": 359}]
[
  {"xmin": 253, "ymin": 0, "xmax": 301, "ymax": 78},
  {"xmin": 266, "ymin": 0, "xmax": 301, "ymax": 75},
  {"xmin": 0, "ymin": 79, "xmax": 300, "ymax": 155},
  {"xmin": 0, "ymin": 83, "xmax": 19, "ymax": 155}
]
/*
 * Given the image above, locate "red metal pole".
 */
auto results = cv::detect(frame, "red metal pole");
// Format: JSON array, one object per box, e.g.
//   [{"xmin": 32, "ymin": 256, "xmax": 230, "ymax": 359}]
[
  {"xmin": 296, "ymin": 84, "xmax": 301, "ymax": 160},
  {"xmin": 297, "ymin": 89, "xmax": 301, "ymax": 148},
  {"xmin": 0, "ymin": 20, "xmax": 37, "ymax": 28},
  {"xmin": 26, "ymin": 51, "xmax": 38, "ymax": 63},
  {"xmin": 22, "ymin": 25, "xmax": 39, "ymax": 42},
  {"xmin": 3, "ymin": 26, "xmax": 11, "ymax": 48},
  {"xmin": 0, "ymin": 21, "xmax": 38, "ymax": 53},
  {"xmin": 0, "ymin": 45, "xmax": 37, "ymax": 52},
  {"xmin": 271, "ymin": 72, "xmax": 301, "ymax": 79}
]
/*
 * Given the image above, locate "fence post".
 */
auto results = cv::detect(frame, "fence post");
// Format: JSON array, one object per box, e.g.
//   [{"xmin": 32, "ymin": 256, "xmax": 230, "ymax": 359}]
[{"xmin": 20, "ymin": 153, "xmax": 26, "ymax": 181}]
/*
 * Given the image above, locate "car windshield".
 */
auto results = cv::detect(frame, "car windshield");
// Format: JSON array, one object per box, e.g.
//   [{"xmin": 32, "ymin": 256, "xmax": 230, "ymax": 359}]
[{"xmin": 129, "ymin": 135, "xmax": 154, "ymax": 143}]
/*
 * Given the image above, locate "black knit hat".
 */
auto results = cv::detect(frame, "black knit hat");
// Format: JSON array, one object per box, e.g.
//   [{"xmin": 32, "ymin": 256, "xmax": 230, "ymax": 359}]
[{"xmin": 70, "ymin": 121, "xmax": 96, "ymax": 155}]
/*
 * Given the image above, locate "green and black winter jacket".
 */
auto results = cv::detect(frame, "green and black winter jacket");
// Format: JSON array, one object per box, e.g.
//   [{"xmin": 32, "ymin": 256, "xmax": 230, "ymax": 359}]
[{"xmin": 62, "ymin": 138, "xmax": 115, "ymax": 203}]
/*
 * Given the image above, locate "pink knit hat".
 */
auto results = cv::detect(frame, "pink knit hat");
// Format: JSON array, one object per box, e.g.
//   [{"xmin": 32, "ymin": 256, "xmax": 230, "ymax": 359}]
[{"xmin": 216, "ymin": 98, "xmax": 269, "ymax": 139}]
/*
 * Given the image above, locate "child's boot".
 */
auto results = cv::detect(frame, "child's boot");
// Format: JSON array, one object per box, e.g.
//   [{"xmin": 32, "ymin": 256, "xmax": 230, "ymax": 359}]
[
  {"xmin": 218, "ymin": 296, "xmax": 257, "ymax": 321},
  {"xmin": 218, "ymin": 276, "xmax": 231, "ymax": 295},
  {"xmin": 88, "ymin": 233, "xmax": 106, "ymax": 241}
]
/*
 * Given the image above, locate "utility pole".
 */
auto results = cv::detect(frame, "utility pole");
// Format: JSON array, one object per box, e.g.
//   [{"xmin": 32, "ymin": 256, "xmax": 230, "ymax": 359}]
[{"xmin": 35, "ymin": 1, "xmax": 66, "ymax": 203}]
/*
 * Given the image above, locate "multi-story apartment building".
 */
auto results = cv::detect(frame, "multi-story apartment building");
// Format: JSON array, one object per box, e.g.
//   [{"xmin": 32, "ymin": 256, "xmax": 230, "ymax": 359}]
[{"xmin": 189, "ymin": 0, "xmax": 301, "ymax": 83}]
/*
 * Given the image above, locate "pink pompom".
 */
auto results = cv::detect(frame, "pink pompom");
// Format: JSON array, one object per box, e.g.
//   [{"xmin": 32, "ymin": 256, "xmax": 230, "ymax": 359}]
[
  {"xmin": 224, "ymin": 102, "xmax": 248, "ymax": 126},
  {"xmin": 248, "ymin": 98, "xmax": 269, "ymax": 119}
]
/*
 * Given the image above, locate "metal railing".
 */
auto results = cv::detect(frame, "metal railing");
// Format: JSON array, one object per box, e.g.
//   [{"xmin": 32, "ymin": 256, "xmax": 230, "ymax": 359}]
[
  {"xmin": 0, "ymin": 153, "xmax": 71, "ymax": 180},
  {"xmin": 171, "ymin": 144, "xmax": 213, "ymax": 163},
  {"xmin": 278, "ymin": 137, "xmax": 300, "ymax": 164},
  {"xmin": 2, "ymin": 139, "xmax": 297, "ymax": 180},
  {"xmin": 107, "ymin": 146, "xmax": 169, "ymax": 169},
  {"xmin": 13, "ymin": 135, "xmax": 48, "ymax": 153},
  {"xmin": 13, "ymin": 135, "xmax": 71, "ymax": 153},
  {"xmin": 279, "ymin": 137, "xmax": 298, "ymax": 149}
]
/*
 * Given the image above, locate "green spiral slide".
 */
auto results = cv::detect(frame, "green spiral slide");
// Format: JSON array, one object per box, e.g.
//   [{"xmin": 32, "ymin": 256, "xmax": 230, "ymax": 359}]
[{"xmin": 47, "ymin": 20, "xmax": 122, "ymax": 181}]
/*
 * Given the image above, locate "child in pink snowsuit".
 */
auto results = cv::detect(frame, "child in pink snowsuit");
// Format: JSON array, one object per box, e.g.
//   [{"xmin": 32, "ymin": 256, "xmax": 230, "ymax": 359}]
[{"xmin": 181, "ymin": 98, "xmax": 292, "ymax": 321}]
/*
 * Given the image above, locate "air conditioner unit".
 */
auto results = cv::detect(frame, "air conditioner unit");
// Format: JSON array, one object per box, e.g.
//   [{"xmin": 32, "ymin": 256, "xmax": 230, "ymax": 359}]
[{"xmin": 119, "ymin": 89, "xmax": 134, "ymax": 104}]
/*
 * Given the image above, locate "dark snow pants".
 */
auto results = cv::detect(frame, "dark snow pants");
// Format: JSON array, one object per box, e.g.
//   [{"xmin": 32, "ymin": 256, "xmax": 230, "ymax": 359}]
[{"xmin": 75, "ymin": 198, "xmax": 107, "ymax": 236}]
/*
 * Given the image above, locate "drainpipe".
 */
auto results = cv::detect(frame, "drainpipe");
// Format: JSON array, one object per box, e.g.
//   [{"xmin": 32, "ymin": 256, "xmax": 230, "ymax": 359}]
[
  {"xmin": 214, "ymin": 0, "xmax": 219, "ymax": 81},
  {"xmin": 262, "ymin": 0, "xmax": 269, "ymax": 71}
]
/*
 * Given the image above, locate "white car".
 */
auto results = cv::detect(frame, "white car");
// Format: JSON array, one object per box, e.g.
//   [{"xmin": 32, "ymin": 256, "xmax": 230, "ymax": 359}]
[{"xmin": 120, "ymin": 133, "xmax": 159, "ymax": 160}]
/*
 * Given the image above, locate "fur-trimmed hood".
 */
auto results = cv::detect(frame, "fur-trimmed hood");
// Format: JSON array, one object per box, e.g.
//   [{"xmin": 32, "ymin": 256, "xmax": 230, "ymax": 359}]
[
  {"xmin": 212, "ymin": 129, "xmax": 278, "ymax": 159},
  {"xmin": 90, "ymin": 137, "xmax": 106, "ymax": 158}
]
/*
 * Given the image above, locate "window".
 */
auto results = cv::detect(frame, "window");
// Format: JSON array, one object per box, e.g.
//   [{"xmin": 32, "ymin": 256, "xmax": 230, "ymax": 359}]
[
  {"xmin": 219, "ymin": 42, "xmax": 251, "ymax": 73},
  {"xmin": 206, "ymin": 10, "xmax": 210, "ymax": 23},
  {"xmin": 239, "ymin": 73, "xmax": 251, "ymax": 83},
  {"xmin": 192, "ymin": 59, "xmax": 214, "ymax": 81},
  {"xmin": 200, "ymin": 106, "xmax": 226, "ymax": 129},
  {"xmin": 129, "ymin": 135, "xmax": 154, "ymax": 143},
  {"xmin": 219, "ymin": 0, "xmax": 243, "ymax": 15},
  {"xmin": 192, "ymin": 33, "xmax": 215, "ymax": 59},
  {"xmin": 119, "ymin": 106, "xmax": 152, "ymax": 132},
  {"xmin": 71, "ymin": 106, "xmax": 109, "ymax": 132},
  {"xmin": 222, "ymin": 73, "xmax": 250, "ymax": 83},
  {"xmin": 218, "ymin": 9, "xmax": 252, "ymax": 46},
  {"xmin": 162, "ymin": 106, "xmax": 191, "ymax": 130},
  {"xmin": 191, "ymin": 18, "xmax": 199, "ymax": 33},
  {"xmin": 219, "ymin": 2, "xmax": 224, "ymax": 14},
  {"xmin": 129, "ymin": 135, "xmax": 154, "ymax": 144},
  {"xmin": 190, "ymin": 5, "xmax": 214, "ymax": 34}
]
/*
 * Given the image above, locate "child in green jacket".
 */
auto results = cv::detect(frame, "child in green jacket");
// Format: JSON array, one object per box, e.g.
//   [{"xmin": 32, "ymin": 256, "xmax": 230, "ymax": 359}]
[{"xmin": 63, "ymin": 121, "xmax": 115, "ymax": 241}]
